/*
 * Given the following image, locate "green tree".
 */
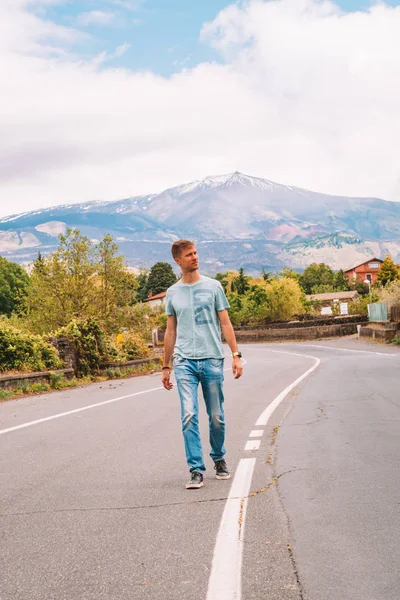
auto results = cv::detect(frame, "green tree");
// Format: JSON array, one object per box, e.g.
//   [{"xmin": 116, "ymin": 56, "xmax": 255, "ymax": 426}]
[
  {"xmin": 95, "ymin": 234, "xmax": 138, "ymax": 329},
  {"xmin": 0, "ymin": 257, "xmax": 30, "ymax": 317},
  {"xmin": 299, "ymin": 263, "xmax": 334, "ymax": 294},
  {"xmin": 377, "ymin": 255, "xmax": 400, "ymax": 287},
  {"xmin": 146, "ymin": 262, "xmax": 177, "ymax": 296},
  {"xmin": 276, "ymin": 266, "xmax": 300, "ymax": 281},
  {"xmin": 215, "ymin": 272, "xmax": 229, "ymax": 292},
  {"xmin": 265, "ymin": 277, "xmax": 305, "ymax": 321},
  {"xmin": 232, "ymin": 268, "xmax": 250, "ymax": 295},
  {"xmin": 24, "ymin": 228, "xmax": 98, "ymax": 333},
  {"xmin": 116, "ymin": 270, "xmax": 138, "ymax": 306},
  {"xmin": 380, "ymin": 279, "xmax": 400, "ymax": 309},
  {"xmin": 55, "ymin": 228, "xmax": 97, "ymax": 317},
  {"xmin": 311, "ymin": 283, "xmax": 335, "ymax": 294},
  {"xmin": 262, "ymin": 268, "xmax": 273, "ymax": 282},
  {"xmin": 333, "ymin": 269, "xmax": 350, "ymax": 291},
  {"xmin": 223, "ymin": 271, "xmax": 240, "ymax": 294},
  {"xmin": 96, "ymin": 235, "xmax": 119, "ymax": 324},
  {"xmin": 227, "ymin": 293, "xmax": 244, "ymax": 325},
  {"xmin": 226, "ymin": 277, "xmax": 306, "ymax": 326},
  {"xmin": 348, "ymin": 277, "xmax": 370, "ymax": 296},
  {"xmin": 135, "ymin": 270, "xmax": 150, "ymax": 302},
  {"xmin": 249, "ymin": 284, "xmax": 268, "ymax": 306},
  {"xmin": 24, "ymin": 230, "xmax": 142, "ymax": 333},
  {"xmin": 33, "ymin": 252, "xmax": 46, "ymax": 274}
]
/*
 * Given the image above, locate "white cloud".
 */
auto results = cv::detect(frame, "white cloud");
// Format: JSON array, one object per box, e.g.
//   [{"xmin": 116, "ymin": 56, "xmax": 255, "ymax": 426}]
[
  {"xmin": 1, "ymin": 0, "xmax": 400, "ymax": 219},
  {"xmin": 92, "ymin": 42, "xmax": 131, "ymax": 66},
  {"xmin": 76, "ymin": 10, "xmax": 116, "ymax": 27},
  {"xmin": 0, "ymin": 1, "xmax": 81, "ymax": 56}
]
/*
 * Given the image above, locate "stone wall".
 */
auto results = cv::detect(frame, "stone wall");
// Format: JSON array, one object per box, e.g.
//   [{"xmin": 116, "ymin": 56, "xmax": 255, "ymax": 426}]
[
  {"xmin": 236, "ymin": 315, "xmax": 367, "ymax": 330},
  {"xmin": 360, "ymin": 322, "xmax": 400, "ymax": 343},
  {"xmin": 0, "ymin": 368, "xmax": 74, "ymax": 391},
  {"xmin": 102, "ymin": 357, "xmax": 161, "ymax": 374},
  {"xmin": 157, "ymin": 315, "xmax": 367, "ymax": 344},
  {"xmin": 234, "ymin": 322, "xmax": 362, "ymax": 343},
  {"xmin": 49, "ymin": 336, "xmax": 76, "ymax": 370}
]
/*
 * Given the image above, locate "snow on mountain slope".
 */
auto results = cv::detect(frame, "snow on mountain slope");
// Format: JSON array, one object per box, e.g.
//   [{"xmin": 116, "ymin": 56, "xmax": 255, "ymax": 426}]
[
  {"xmin": 35, "ymin": 222, "xmax": 67, "ymax": 237},
  {"xmin": 1, "ymin": 172, "xmax": 400, "ymax": 271}
]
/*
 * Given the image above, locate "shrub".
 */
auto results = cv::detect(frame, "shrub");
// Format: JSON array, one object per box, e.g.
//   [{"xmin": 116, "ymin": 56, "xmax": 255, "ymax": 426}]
[
  {"xmin": 227, "ymin": 277, "xmax": 306, "ymax": 326},
  {"xmin": 116, "ymin": 303, "xmax": 163, "ymax": 336},
  {"xmin": 120, "ymin": 332, "xmax": 150, "ymax": 360},
  {"xmin": 348, "ymin": 296, "xmax": 370, "ymax": 315},
  {"xmin": 380, "ymin": 280, "xmax": 400, "ymax": 309},
  {"xmin": 29, "ymin": 382, "xmax": 50, "ymax": 393},
  {"xmin": 54, "ymin": 318, "xmax": 111, "ymax": 377},
  {"xmin": 105, "ymin": 367, "xmax": 116, "ymax": 378},
  {"xmin": 49, "ymin": 372, "xmax": 64, "ymax": 389},
  {"xmin": 0, "ymin": 321, "xmax": 63, "ymax": 373},
  {"xmin": 157, "ymin": 312, "xmax": 167, "ymax": 330},
  {"xmin": 265, "ymin": 278, "xmax": 306, "ymax": 321}
]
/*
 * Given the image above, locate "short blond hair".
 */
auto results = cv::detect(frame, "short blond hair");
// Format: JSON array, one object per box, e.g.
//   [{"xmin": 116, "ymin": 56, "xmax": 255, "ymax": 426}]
[{"xmin": 171, "ymin": 239, "xmax": 195, "ymax": 259}]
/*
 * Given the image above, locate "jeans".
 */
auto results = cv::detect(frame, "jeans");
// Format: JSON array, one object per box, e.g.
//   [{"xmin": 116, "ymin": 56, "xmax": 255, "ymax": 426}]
[{"xmin": 174, "ymin": 357, "xmax": 226, "ymax": 473}]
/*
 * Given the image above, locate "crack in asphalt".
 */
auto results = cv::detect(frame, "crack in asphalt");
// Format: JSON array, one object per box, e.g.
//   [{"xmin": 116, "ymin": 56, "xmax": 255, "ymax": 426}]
[
  {"xmin": 287, "ymin": 544, "xmax": 305, "ymax": 600},
  {"xmin": 271, "ymin": 425, "xmax": 280, "ymax": 445},
  {"xmin": 248, "ymin": 468, "xmax": 309, "ymax": 500},
  {"xmin": 0, "ymin": 471, "xmax": 306, "ymax": 519},
  {"xmin": 238, "ymin": 498, "xmax": 245, "ymax": 540},
  {"xmin": 0, "ymin": 496, "xmax": 230, "ymax": 518},
  {"xmin": 249, "ymin": 476, "xmax": 277, "ymax": 497},
  {"xmin": 270, "ymin": 411, "xmax": 308, "ymax": 600}
]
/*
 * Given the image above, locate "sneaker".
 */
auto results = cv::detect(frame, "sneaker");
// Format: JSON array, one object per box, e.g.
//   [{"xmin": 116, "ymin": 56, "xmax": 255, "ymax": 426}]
[
  {"xmin": 186, "ymin": 471, "xmax": 204, "ymax": 489},
  {"xmin": 214, "ymin": 459, "xmax": 231, "ymax": 480}
]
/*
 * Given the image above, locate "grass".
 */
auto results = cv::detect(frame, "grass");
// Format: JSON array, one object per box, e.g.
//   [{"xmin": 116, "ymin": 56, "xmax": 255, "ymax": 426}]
[
  {"xmin": 0, "ymin": 360, "xmax": 162, "ymax": 402},
  {"xmin": 104, "ymin": 361, "xmax": 161, "ymax": 379}
]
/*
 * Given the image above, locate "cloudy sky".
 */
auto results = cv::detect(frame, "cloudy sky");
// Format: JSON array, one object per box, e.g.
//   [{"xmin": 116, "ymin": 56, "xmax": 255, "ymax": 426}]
[{"xmin": 1, "ymin": 0, "xmax": 400, "ymax": 218}]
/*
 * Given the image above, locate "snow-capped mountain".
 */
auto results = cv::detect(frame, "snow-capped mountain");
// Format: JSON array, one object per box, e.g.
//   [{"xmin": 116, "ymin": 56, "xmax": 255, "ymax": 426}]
[{"xmin": 1, "ymin": 172, "xmax": 400, "ymax": 273}]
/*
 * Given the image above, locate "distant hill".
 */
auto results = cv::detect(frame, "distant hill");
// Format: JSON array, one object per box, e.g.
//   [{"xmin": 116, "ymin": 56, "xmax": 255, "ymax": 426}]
[{"xmin": 1, "ymin": 171, "xmax": 400, "ymax": 274}]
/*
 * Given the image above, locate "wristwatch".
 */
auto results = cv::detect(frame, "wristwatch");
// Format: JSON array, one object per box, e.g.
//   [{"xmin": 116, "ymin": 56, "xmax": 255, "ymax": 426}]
[{"xmin": 232, "ymin": 351, "xmax": 242, "ymax": 358}]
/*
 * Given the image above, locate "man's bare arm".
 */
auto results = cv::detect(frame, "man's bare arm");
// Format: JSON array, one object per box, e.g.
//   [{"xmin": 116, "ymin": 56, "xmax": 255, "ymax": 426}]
[
  {"xmin": 163, "ymin": 315, "xmax": 177, "ymax": 366},
  {"xmin": 162, "ymin": 316, "xmax": 177, "ymax": 390},
  {"xmin": 217, "ymin": 310, "xmax": 243, "ymax": 379}
]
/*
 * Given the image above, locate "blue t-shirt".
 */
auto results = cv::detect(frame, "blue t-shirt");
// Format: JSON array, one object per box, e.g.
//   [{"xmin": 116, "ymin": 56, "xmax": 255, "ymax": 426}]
[{"xmin": 165, "ymin": 276, "xmax": 230, "ymax": 359}]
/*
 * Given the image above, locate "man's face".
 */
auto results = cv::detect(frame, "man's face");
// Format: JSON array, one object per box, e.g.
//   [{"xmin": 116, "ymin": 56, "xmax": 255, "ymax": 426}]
[{"xmin": 176, "ymin": 245, "xmax": 199, "ymax": 272}]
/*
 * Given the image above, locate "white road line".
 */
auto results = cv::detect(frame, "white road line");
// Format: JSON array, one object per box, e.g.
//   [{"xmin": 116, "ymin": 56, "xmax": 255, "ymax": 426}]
[
  {"xmin": 207, "ymin": 350, "xmax": 320, "ymax": 600},
  {"xmin": 0, "ymin": 387, "xmax": 164, "ymax": 436},
  {"xmin": 256, "ymin": 353, "xmax": 320, "ymax": 426},
  {"xmin": 244, "ymin": 439, "xmax": 261, "ymax": 451},
  {"xmin": 249, "ymin": 430, "xmax": 263, "ymax": 438},
  {"xmin": 298, "ymin": 343, "xmax": 400, "ymax": 357},
  {"xmin": 206, "ymin": 458, "xmax": 256, "ymax": 600}
]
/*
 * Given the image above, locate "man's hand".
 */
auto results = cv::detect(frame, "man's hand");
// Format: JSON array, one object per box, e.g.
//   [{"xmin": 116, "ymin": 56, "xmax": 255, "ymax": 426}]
[
  {"xmin": 232, "ymin": 357, "xmax": 243, "ymax": 379},
  {"xmin": 162, "ymin": 368, "xmax": 174, "ymax": 391}
]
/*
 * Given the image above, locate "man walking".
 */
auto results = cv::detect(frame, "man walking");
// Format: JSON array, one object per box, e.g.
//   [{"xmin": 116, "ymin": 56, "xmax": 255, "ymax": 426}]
[{"xmin": 162, "ymin": 240, "xmax": 243, "ymax": 489}]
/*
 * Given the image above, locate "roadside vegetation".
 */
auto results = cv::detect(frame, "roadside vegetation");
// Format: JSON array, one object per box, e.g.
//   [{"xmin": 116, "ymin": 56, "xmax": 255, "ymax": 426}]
[
  {"xmin": 0, "ymin": 359, "xmax": 161, "ymax": 402},
  {"xmin": 214, "ymin": 259, "xmax": 396, "ymax": 327}
]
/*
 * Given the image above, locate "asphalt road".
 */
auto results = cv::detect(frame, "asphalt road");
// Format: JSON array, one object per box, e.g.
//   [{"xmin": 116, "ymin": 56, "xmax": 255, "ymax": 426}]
[{"xmin": 1, "ymin": 338, "xmax": 399, "ymax": 600}]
